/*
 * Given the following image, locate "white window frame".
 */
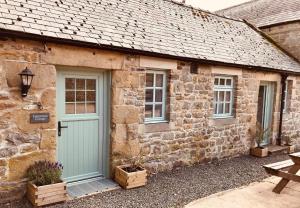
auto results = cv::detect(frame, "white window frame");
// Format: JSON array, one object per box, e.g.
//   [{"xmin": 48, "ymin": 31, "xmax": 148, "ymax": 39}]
[
  {"xmin": 213, "ymin": 76, "xmax": 234, "ymax": 118},
  {"xmin": 145, "ymin": 70, "xmax": 167, "ymax": 123}
]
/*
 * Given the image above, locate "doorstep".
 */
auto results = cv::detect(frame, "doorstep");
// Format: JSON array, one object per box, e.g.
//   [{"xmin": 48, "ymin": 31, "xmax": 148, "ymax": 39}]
[
  {"xmin": 67, "ymin": 178, "xmax": 120, "ymax": 199},
  {"xmin": 267, "ymin": 145, "xmax": 289, "ymax": 155}
]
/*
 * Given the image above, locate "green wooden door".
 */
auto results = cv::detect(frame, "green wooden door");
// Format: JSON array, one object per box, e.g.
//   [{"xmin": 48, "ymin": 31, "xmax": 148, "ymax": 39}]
[{"xmin": 57, "ymin": 71, "xmax": 104, "ymax": 182}]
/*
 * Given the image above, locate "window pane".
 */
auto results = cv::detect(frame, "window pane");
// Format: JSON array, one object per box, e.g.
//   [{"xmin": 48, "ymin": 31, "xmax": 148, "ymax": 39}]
[
  {"xmin": 66, "ymin": 103, "xmax": 75, "ymax": 114},
  {"xmin": 220, "ymin": 78, "xmax": 225, "ymax": 85},
  {"xmin": 146, "ymin": 73, "xmax": 154, "ymax": 87},
  {"xmin": 86, "ymin": 103, "xmax": 96, "ymax": 113},
  {"xmin": 214, "ymin": 78, "xmax": 219, "ymax": 85},
  {"xmin": 66, "ymin": 91, "xmax": 75, "ymax": 102},
  {"xmin": 145, "ymin": 105, "xmax": 153, "ymax": 118},
  {"xmin": 226, "ymin": 79, "xmax": 232, "ymax": 86},
  {"xmin": 76, "ymin": 79, "xmax": 85, "ymax": 90},
  {"xmin": 146, "ymin": 89, "xmax": 154, "ymax": 102},
  {"xmin": 214, "ymin": 91, "xmax": 218, "ymax": 102},
  {"xmin": 76, "ymin": 103, "xmax": 85, "ymax": 114},
  {"xmin": 225, "ymin": 91, "xmax": 231, "ymax": 101},
  {"xmin": 214, "ymin": 103, "xmax": 218, "ymax": 114},
  {"xmin": 86, "ymin": 91, "xmax": 96, "ymax": 102},
  {"xmin": 155, "ymin": 89, "xmax": 163, "ymax": 102},
  {"xmin": 76, "ymin": 91, "xmax": 85, "ymax": 102},
  {"xmin": 218, "ymin": 103, "xmax": 224, "ymax": 114},
  {"xmin": 219, "ymin": 91, "xmax": 225, "ymax": 101},
  {"xmin": 65, "ymin": 78, "xmax": 75, "ymax": 90},
  {"xmin": 155, "ymin": 104, "xmax": 163, "ymax": 117},
  {"xmin": 86, "ymin": 79, "xmax": 96, "ymax": 90},
  {"xmin": 156, "ymin": 74, "xmax": 164, "ymax": 87},
  {"xmin": 225, "ymin": 103, "xmax": 230, "ymax": 114}
]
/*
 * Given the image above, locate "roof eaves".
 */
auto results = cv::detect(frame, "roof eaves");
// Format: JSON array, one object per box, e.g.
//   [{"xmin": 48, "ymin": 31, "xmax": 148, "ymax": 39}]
[{"xmin": 1, "ymin": 28, "xmax": 299, "ymax": 75}]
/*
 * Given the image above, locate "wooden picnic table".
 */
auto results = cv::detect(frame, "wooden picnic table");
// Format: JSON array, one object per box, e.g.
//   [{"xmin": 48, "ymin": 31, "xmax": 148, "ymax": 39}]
[{"xmin": 264, "ymin": 152, "xmax": 300, "ymax": 194}]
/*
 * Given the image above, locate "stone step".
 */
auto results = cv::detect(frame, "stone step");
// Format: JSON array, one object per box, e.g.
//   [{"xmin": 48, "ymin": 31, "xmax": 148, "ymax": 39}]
[{"xmin": 268, "ymin": 145, "xmax": 289, "ymax": 155}]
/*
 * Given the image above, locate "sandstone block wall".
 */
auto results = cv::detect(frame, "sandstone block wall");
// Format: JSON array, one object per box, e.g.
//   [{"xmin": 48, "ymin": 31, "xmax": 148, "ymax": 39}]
[{"xmin": 262, "ymin": 22, "xmax": 300, "ymax": 61}]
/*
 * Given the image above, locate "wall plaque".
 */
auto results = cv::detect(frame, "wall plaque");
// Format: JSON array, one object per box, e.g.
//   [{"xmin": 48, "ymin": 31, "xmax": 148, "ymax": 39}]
[{"xmin": 30, "ymin": 113, "xmax": 50, "ymax": 123}]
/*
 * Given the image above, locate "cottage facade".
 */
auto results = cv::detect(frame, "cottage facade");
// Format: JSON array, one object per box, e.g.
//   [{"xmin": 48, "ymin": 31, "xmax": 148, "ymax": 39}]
[{"xmin": 0, "ymin": 0, "xmax": 300, "ymax": 201}]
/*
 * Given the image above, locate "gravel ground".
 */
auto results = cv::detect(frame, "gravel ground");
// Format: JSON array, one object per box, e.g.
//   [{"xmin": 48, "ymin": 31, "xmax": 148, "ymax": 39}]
[{"xmin": 5, "ymin": 154, "xmax": 289, "ymax": 208}]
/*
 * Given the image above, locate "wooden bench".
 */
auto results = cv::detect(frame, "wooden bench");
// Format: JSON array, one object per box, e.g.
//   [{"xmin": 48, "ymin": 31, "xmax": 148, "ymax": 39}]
[{"xmin": 263, "ymin": 153, "xmax": 300, "ymax": 193}]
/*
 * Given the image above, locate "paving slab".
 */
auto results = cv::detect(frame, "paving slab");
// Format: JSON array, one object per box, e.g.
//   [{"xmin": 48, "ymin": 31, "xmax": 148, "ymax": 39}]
[{"xmin": 186, "ymin": 177, "xmax": 300, "ymax": 208}]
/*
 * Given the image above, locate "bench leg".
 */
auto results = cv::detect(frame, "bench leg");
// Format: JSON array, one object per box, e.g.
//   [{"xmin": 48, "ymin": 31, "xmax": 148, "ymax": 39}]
[{"xmin": 273, "ymin": 165, "xmax": 300, "ymax": 194}]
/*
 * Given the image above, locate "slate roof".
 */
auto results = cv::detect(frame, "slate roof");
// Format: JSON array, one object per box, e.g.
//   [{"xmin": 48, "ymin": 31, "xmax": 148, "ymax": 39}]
[
  {"xmin": 217, "ymin": 0, "xmax": 300, "ymax": 28},
  {"xmin": 0, "ymin": 0, "xmax": 300, "ymax": 73}
]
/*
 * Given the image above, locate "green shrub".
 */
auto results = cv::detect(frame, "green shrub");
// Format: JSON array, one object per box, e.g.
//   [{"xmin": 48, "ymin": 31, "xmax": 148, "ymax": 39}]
[{"xmin": 26, "ymin": 161, "xmax": 63, "ymax": 186}]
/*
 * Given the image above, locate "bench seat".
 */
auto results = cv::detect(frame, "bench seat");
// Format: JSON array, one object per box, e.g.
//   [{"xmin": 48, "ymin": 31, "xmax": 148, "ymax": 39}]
[{"xmin": 263, "ymin": 159, "xmax": 294, "ymax": 175}]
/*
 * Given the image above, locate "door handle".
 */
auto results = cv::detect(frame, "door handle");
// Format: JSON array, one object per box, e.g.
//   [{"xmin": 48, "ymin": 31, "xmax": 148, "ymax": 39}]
[{"xmin": 58, "ymin": 121, "xmax": 68, "ymax": 137}]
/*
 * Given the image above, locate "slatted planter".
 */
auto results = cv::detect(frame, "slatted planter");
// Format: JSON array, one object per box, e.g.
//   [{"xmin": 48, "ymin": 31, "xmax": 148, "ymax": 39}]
[
  {"xmin": 115, "ymin": 165, "xmax": 147, "ymax": 189},
  {"xmin": 27, "ymin": 181, "xmax": 68, "ymax": 207},
  {"xmin": 250, "ymin": 147, "xmax": 268, "ymax": 158}
]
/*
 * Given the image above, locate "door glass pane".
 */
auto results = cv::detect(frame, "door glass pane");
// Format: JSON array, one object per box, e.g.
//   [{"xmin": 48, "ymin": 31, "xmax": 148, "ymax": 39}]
[
  {"xmin": 86, "ymin": 79, "xmax": 96, "ymax": 90},
  {"xmin": 66, "ymin": 91, "xmax": 75, "ymax": 102},
  {"xmin": 86, "ymin": 103, "xmax": 96, "ymax": 113},
  {"xmin": 154, "ymin": 105, "xmax": 163, "ymax": 117},
  {"xmin": 76, "ymin": 79, "xmax": 85, "ymax": 90},
  {"xmin": 214, "ymin": 78, "xmax": 219, "ymax": 85},
  {"xmin": 214, "ymin": 103, "xmax": 218, "ymax": 114},
  {"xmin": 146, "ymin": 89, "xmax": 154, "ymax": 102},
  {"xmin": 86, "ymin": 91, "xmax": 96, "ymax": 102},
  {"xmin": 76, "ymin": 103, "xmax": 85, "ymax": 114},
  {"xmin": 155, "ymin": 89, "xmax": 163, "ymax": 102},
  {"xmin": 214, "ymin": 91, "xmax": 218, "ymax": 102},
  {"xmin": 66, "ymin": 103, "xmax": 75, "ymax": 114},
  {"xmin": 65, "ymin": 78, "xmax": 75, "ymax": 90},
  {"xmin": 146, "ymin": 73, "xmax": 154, "ymax": 87},
  {"xmin": 145, "ymin": 105, "xmax": 153, "ymax": 118},
  {"xmin": 76, "ymin": 91, "xmax": 85, "ymax": 102},
  {"xmin": 156, "ymin": 74, "xmax": 164, "ymax": 87}
]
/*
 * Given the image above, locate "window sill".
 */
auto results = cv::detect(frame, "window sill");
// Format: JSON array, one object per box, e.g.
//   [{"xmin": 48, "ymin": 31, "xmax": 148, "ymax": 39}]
[
  {"xmin": 145, "ymin": 121, "xmax": 170, "ymax": 133},
  {"xmin": 209, "ymin": 116, "xmax": 236, "ymax": 126}
]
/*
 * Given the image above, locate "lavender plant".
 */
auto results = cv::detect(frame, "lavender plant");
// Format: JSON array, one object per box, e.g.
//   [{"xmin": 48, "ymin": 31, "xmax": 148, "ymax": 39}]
[{"xmin": 26, "ymin": 161, "xmax": 63, "ymax": 186}]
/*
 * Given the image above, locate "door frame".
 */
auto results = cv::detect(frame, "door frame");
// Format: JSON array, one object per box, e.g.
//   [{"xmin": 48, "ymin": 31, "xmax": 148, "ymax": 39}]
[
  {"xmin": 258, "ymin": 81, "xmax": 275, "ymax": 146},
  {"xmin": 56, "ymin": 67, "xmax": 111, "ymax": 180}
]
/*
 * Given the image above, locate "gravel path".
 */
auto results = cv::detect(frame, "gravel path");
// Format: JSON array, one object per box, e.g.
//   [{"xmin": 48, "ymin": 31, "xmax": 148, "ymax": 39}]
[{"xmin": 5, "ymin": 154, "xmax": 289, "ymax": 208}]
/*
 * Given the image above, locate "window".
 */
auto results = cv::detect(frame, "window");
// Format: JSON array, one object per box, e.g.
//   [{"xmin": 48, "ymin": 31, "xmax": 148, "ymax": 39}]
[
  {"xmin": 65, "ymin": 78, "xmax": 97, "ymax": 114},
  {"xmin": 213, "ymin": 76, "xmax": 234, "ymax": 118},
  {"xmin": 145, "ymin": 71, "xmax": 167, "ymax": 123}
]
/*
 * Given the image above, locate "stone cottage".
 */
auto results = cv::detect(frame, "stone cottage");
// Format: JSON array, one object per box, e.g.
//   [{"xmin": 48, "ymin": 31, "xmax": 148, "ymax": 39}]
[{"xmin": 0, "ymin": 0, "xmax": 300, "ymax": 201}]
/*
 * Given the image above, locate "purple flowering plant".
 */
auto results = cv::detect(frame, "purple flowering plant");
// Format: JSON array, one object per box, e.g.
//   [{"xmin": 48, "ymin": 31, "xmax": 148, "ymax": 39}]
[{"xmin": 26, "ymin": 160, "xmax": 63, "ymax": 186}]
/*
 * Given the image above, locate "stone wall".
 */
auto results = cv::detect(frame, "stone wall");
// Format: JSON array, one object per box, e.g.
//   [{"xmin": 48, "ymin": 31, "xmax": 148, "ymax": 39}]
[{"xmin": 262, "ymin": 22, "xmax": 300, "ymax": 61}]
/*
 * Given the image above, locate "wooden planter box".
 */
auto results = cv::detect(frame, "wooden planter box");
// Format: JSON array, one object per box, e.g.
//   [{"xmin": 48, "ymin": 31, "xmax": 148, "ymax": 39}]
[
  {"xmin": 250, "ymin": 147, "xmax": 268, "ymax": 158},
  {"xmin": 115, "ymin": 165, "xmax": 147, "ymax": 189},
  {"xmin": 27, "ymin": 181, "xmax": 67, "ymax": 207}
]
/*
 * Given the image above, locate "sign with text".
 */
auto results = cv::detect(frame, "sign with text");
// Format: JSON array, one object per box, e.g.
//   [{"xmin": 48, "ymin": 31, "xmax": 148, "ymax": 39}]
[{"xmin": 30, "ymin": 113, "xmax": 50, "ymax": 124}]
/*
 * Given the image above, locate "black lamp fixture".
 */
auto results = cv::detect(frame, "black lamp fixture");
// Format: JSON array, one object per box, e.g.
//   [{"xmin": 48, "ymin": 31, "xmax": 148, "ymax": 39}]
[{"xmin": 19, "ymin": 67, "xmax": 35, "ymax": 97}]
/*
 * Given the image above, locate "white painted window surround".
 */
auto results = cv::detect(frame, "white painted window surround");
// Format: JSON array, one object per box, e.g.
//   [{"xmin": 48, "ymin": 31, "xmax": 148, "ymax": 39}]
[
  {"xmin": 145, "ymin": 70, "xmax": 167, "ymax": 123},
  {"xmin": 213, "ymin": 76, "xmax": 234, "ymax": 118}
]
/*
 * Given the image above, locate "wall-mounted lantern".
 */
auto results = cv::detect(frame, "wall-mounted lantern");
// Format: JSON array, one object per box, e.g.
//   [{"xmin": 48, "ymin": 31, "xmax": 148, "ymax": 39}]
[{"xmin": 19, "ymin": 67, "xmax": 35, "ymax": 97}]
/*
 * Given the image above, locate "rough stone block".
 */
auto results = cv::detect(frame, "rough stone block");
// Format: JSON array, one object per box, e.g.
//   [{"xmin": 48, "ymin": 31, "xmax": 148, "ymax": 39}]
[
  {"xmin": 112, "ymin": 106, "xmax": 139, "ymax": 124},
  {"xmin": 7, "ymin": 151, "xmax": 55, "ymax": 181},
  {"xmin": 0, "ymin": 146, "xmax": 18, "ymax": 158},
  {"xmin": 40, "ymin": 129, "xmax": 56, "ymax": 150}
]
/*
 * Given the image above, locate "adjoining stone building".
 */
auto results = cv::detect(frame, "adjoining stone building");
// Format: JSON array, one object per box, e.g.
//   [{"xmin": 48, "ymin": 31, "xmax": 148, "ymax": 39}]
[
  {"xmin": 0, "ymin": 0, "xmax": 300, "ymax": 201},
  {"xmin": 217, "ymin": 0, "xmax": 300, "ymax": 61}
]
